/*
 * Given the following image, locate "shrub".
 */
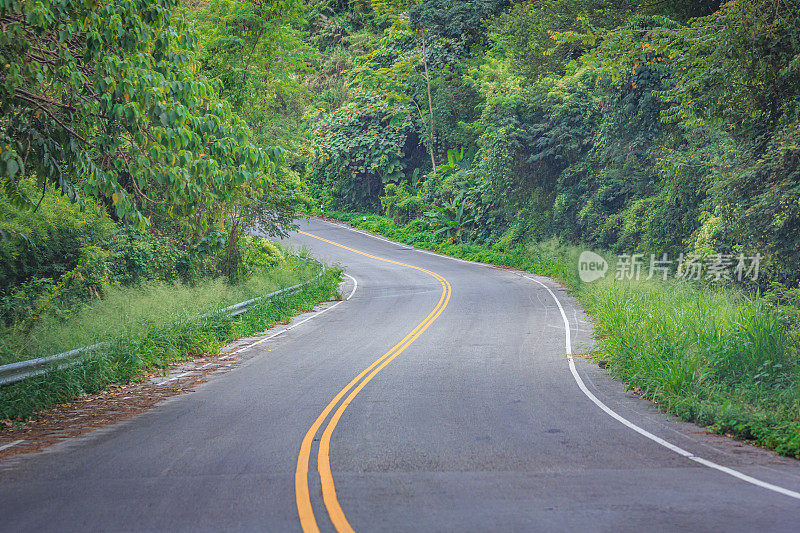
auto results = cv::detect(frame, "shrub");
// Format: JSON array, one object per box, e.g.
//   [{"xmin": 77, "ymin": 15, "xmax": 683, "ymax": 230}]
[
  {"xmin": 381, "ymin": 183, "xmax": 425, "ymax": 225},
  {"xmin": 0, "ymin": 181, "xmax": 114, "ymax": 325},
  {"xmin": 238, "ymin": 236, "xmax": 284, "ymax": 279},
  {"xmin": 107, "ymin": 228, "xmax": 182, "ymax": 285}
]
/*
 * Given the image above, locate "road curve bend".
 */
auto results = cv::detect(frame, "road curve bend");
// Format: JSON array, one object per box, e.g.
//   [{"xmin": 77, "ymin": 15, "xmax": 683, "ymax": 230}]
[{"xmin": 1, "ymin": 218, "xmax": 800, "ymax": 532}]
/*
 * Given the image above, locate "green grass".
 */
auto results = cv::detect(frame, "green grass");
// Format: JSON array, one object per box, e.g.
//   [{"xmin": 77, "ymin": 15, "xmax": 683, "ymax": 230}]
[
  {"xmin": 0, "ymin": 261, "xmax": 341, "ymax": 421},
  {"xmin": 581, "ymin": 277, "xmax": 800, "ymax": 456},
  {"xmin": 0, "ymin": 255, "xmax": 319, "ymax": 365},
  {"xmin": 324, "ymin": 210, "xmax": 800, "ymax": 457}
]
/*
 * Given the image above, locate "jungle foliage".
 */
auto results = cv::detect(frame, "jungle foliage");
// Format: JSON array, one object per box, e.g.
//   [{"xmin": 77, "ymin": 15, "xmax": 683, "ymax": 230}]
[
  {"xmin": 0, "ymin": 0, "xmax": 313, "ymax": 333},
  {"xmin": 306, "ymin": 0, "xmax": 800, "ymax": 289}
]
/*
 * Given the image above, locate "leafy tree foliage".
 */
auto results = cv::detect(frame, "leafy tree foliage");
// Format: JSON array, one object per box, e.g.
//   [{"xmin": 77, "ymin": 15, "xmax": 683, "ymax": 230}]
[
  {"xmin": 186, "ymin": 0, "xmax": 315, "ymax": 149},
  {"xmin": 308, "ymin": 0, "xmax": 800, "ymax": 287},
  {"xmin": 0, "ymin": 0, "xmax": 317, "ymax": 329},
  {"xmin": 409, "ymin": 0, "xmax": 511, "ymax": 59},
  {"xmin": 311, "ymin": 92, "xmax": 424, "ymax": 209},
  {"xmin": 0, "ymin": 0, "xmax": 278, "ymax": 226},
  {"xmin": 649, "ymin": 1, "xmax": 800, "ymax": 281}
]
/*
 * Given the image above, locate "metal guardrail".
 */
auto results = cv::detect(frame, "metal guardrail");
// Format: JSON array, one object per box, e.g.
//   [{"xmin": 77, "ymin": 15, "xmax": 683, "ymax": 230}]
[
  {"xmin": 0, "ymin": 343, "xmax": 107, "ymax": 387},
  {"xmin": 0, "ymin": 263, "xmax": 325, "ymax": 387},
  {"xmin": 219, "ymin": 265, "xmax": 324, "ymax": 317}
]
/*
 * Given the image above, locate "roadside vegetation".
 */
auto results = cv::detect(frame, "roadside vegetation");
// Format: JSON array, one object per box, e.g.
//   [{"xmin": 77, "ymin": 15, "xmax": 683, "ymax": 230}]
[
  {"xmin": 585, "ymin": 279, "xmax": 800, "ymax": 457},
  {"xmin": 0, "ymin": 252, "xmax": 322, "ymax": 366},
  {"xmin": 2, "ymin": 0, "xmax": 799, "ymax": 455},
  {"xmin": 324, "ymin": 211, "xmax": 800, "ymax": 457},
  {"xmin": 0, "ymin": 266, "xmax": 340, "ymax": 421}
]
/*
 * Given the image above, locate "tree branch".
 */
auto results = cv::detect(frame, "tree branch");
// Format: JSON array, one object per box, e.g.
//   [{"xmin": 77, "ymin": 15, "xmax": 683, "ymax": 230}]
[{"xmin": 15, "ymin": 93, "xmax": 93, "ymax": 147}]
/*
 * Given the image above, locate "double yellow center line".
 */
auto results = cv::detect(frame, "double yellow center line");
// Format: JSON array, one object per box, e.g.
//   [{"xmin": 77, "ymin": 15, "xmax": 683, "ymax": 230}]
[{"xmin": 294, "ymin": 229, "xmax": 452, "ymax": 532}]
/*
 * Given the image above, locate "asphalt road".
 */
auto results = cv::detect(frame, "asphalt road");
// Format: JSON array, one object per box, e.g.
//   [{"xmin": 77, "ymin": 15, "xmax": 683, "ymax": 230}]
[{"xmin": 2, "ymin": 217, "xmax": 800, "ymax": 532}]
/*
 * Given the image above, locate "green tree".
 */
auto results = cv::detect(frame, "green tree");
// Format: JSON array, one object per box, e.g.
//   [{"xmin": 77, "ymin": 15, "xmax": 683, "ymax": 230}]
[
  {"xmin": 186, "ymin": 0, "xmax": 316, "ymax": 150},
  {"xmin": 311, "ymin": 91, "xmax": 423, "ymax": 209},
  {"xmin": 661, "ymin": 0, "xmax": 800, "ymax": 282},
  {"xmin": 0, "ymin": 0, "xmax": 277, "ymax": 227}
]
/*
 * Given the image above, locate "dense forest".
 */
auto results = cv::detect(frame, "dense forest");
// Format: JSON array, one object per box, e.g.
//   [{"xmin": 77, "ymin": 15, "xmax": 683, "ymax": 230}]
[
  {"xmin": 299, "ymin": 0, "xmax": 800, "ymax": 287},
  {"xmin": 3, "ymin": 0, "xmax": 800, "ymax": 450},
  {"xmin": 3, "ymin": 0, "xmax": 799, "ymax": 323},
  {"xmin": 0, "ymin": 0, "xmax": 309, "ymax": 329}
]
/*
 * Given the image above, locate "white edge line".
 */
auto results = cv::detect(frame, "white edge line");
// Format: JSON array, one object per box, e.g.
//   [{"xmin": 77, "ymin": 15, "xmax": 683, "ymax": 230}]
[
  {"xmin": 315, "ymin": 217, "xmax": 800, "ymax": 499},
  {"xmin": 523, "ymin": 274, "xmax": 800, "ymax": 501},
  {"xmin": 0, "ymin": 439, "xmax": 24, "ymax": 452},
  {"xmin": 231, "ymin": 273, "xmax": 358, "ymax": 355}
]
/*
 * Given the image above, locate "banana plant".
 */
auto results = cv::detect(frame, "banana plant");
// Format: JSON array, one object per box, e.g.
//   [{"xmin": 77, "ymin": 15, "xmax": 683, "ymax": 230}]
[
  {"xmin": 425, "ymin": 190, "xmax": 471, "ymax": 242},
  {"xmin": 436, "ymin": 148, "xmax": 471, "ymax": 176}
]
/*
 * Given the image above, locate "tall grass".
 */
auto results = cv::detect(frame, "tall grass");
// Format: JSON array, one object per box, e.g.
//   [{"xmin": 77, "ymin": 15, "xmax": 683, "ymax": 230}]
[
  {"xmin": 325, "ymin": 210, "xmax": 800, "ymax": 457},
  {"xmin": 0, "ymin": 256, "xmax": 319, "ymax": 365},
  {"xmin": 582, "ymin": 278, "xmax": 800, "ymax": 455},
  {"xmin": 0, "ymin": 265, "xmax": 341, "ymax": 420}
]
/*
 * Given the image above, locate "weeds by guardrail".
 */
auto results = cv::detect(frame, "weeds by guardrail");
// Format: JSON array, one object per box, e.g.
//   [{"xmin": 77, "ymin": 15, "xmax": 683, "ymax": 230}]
[{"xmin": 0, "ymin": 263, "xmax": 325, "ymax": 387}]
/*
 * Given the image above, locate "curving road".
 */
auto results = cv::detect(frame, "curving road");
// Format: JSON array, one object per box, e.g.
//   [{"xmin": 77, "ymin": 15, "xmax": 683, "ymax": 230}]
[{"xmin": 2, "ymin": 217, "xmax": 800, "ymax": 531}]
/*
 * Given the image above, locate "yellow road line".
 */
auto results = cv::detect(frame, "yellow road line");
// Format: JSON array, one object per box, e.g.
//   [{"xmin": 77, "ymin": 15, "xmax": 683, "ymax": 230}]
[{"xmin": 294, "ymin": 229, "xmax": 452, "ymax": 533}]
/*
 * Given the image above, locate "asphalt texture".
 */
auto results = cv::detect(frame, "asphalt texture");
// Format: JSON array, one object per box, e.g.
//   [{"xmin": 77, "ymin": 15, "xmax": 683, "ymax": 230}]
[{"xmin": 2, "ymin": 217, "xmax": 800, "ymax": 532}]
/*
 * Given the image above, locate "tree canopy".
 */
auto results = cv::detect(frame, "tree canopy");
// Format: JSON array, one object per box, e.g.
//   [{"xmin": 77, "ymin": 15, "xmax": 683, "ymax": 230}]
[
  {"xmin": 0, "ymin": 0, "xmax": 280, "ymax": 226},
  {"xmin": 304, "ymin": 0, "xmax": 800, "ymax": 285}
]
